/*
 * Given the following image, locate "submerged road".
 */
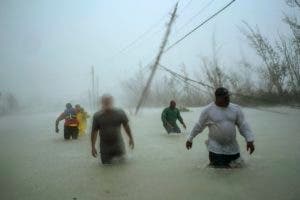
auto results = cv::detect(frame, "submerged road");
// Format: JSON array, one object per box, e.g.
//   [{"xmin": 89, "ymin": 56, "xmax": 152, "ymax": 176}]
[{"xmin": 0, "ymin": 107, "xmax": 299, "ymax": 200}]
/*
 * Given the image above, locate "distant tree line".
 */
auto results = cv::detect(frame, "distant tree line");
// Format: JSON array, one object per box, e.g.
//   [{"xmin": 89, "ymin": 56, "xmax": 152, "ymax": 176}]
[
  {"xmin": 122, "ymin": 0, "xmax": 300, "ymax": 107},
  {"xmin": 122, "ymin": 64, "xmax": 209, "ymax": 108},
  {"xmin": 0, "ymin": 91, "xmax": 19, "ymax": 116}
]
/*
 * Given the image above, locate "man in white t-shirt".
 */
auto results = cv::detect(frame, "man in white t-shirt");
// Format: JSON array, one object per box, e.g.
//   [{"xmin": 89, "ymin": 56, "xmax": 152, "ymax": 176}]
[{"xmin": 186, "ymin": 87, "xmax": 255, "ymax": 168}]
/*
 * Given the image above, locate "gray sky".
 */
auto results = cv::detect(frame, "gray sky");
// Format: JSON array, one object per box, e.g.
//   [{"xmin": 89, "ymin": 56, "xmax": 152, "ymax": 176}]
[{"xmin": 0, "ymin": 0, "xmax": 297, "ymax": 107}]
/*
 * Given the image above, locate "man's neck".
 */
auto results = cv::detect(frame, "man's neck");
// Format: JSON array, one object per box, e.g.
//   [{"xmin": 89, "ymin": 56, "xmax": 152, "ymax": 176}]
[
  {"xmin": 103, "ymin": 108, "xmax": 113, "ymax": 113},
  {"xmin": 214, "ymin": 102, "xmax": 228, "ymax": 108}
]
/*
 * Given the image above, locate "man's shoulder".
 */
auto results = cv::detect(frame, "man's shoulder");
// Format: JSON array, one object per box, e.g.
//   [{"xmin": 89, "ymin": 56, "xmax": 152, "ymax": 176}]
[
  {"xmin": 228, "ymin": 103, "xmax": 242, "ymax": 111},
  {"xmin": 93, "ymin": 108, "xmax": 127, "ymax": 117},
  {"xmin": 202, "ymin": 102, "xmax": 214, "ymax": 112},
  {"xmin": 113, "ymin": 108, "xmax": 127, "ymax": 115},
  {"xmin": 175, "ymin": 108, "xmax": 181, "ymax": 114},
  {"xmin": 93, "ymin": 110, "xmax": 104, "ymax": 118},
  {"xmin": 162, "ymin": 107, "xmax": 170, "ymax": 113}
]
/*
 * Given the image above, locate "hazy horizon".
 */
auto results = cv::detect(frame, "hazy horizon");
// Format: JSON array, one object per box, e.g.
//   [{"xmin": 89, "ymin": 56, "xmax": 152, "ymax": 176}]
[{"xmin": 0, "ymin": 0, "xmax": 298, "ymax": 108}]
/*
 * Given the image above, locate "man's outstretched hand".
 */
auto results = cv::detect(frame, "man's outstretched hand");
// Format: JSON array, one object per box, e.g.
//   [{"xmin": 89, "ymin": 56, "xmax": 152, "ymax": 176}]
[
  {"xmin": 55, "ymin": 127, "xmax": 59, "ymax": 133},
  {"xmin": 247, "ymin": 141, "xmax": 255, "ymax": 154},
  {"xmin": 182, "ymin": 123, "xmax": 187, "ymax": 129},
  {"xmin": 186, "ymin": 141, "xmax": 192, "ymax": 150}
]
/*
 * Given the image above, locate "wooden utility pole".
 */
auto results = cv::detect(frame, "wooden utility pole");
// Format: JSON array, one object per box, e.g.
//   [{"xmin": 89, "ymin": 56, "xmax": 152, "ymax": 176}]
[{"xmin": 135, "ymin": 2, "xmax": 178, "ymax": 114}]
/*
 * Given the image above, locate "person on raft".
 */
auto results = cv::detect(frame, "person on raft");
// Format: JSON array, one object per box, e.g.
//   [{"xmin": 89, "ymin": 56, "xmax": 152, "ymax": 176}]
[
  {"xmin": 91, "ymin": 94, "xmax": 134, "ymax": 165},
  {"xmin": 186, "ymin": 87, "xmax": 255, "ymax": 168},
  {"xmin": 55, "ymin": 103, "xmax": 79, "ymax": 140},
  {"xmin": 161, "ymin": 100, "xmax": 187, "ymax": 134}
]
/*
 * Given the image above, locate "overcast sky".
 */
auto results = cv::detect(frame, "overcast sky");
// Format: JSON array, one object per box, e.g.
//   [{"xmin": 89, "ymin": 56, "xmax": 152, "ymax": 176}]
[{"xmin": 0, "ymin": 0, "xmax": 298, "ymax": 107}]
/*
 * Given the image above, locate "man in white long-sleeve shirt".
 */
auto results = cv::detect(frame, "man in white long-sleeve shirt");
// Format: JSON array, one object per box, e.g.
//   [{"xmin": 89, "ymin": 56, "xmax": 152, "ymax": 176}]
[{"xmin": 186, "ymin": 87, "xmax": 255, "ymax": 168}]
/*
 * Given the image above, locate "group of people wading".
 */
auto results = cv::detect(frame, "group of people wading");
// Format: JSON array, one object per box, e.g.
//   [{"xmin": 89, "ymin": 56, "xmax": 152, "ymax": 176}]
[
  {"xmin": 55, "ymin": 104, "xmax": 89, "ymax": 139},
  {"xmin": 55, "ymin": 87, "xmax": 255, "ymax": 168}
]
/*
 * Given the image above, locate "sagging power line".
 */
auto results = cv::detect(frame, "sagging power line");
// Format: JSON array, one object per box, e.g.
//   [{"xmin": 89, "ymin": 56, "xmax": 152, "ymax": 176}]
[
  {"xmin": 158, "ymin": 67, "xmax": 211, "ymax": 94},
  {"xmin": 164, "ymin": 0, "xmax": 236, "ymax": 53},
  {"xmin": 143, "ymin": 0, "xmax": 235, "ymax": 71},
  {"xmin": 135, "ymin": 0, "xmax": 236, "ymax": 114},
  {"xmin": 159, "ymin": 63, "xmax": 288, "ymax": 111},
  {"xmin": 102, "ymin": 0, "xmax": 195, "ymax": 66},
  {"xmin": 159, "ymin": 63, "xmax": 214, "ymax": 89},
  {"xmin": 176, "ymin": 0, "xmax": 216, "ymax": 31}
]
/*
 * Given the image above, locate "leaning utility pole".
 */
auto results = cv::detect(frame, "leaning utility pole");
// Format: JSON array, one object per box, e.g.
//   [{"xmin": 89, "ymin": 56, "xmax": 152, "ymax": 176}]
[{"xmin": 135, "ymin": 2, "xmax": 178, "ymax": 114}]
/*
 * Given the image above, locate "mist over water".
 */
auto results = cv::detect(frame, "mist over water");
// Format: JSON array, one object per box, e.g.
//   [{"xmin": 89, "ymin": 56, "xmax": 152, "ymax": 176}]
[{"xmin": 0, "ymin": 107, "xmax": 299, "ymax": 200}]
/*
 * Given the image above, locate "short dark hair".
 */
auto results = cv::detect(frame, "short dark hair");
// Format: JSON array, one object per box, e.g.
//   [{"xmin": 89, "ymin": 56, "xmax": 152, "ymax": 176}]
[
  {"xmin": 101, "ymin": 94, "xmax": 113, "ymax": 103},
  {"xmin": 66, "ymin": 103, "xmax": 72, "ymax": 109},
  {"xmin": 170, "ymin": 100, "xmax": 176, "ymax": 104},
  {"xmin": 215, "ymin": 87, "xmax": 229, "ymax": 97}
]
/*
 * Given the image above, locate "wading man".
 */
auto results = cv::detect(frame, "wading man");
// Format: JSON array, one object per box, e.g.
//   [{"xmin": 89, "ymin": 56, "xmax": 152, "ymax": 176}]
[
  {"xmin": 161, "ymin": 100, "xmax": 186, "ymax": 134},
  {"xmin": 55, "ymin": 103, "xmax": 79, "ymax": 140},
  {"xmin": 91, "ymin": 94, "xmax": 134, "ymax": 164},
  {"xmin": 186, "ymin": 87, "xmax": 255, "ymax": 168}
]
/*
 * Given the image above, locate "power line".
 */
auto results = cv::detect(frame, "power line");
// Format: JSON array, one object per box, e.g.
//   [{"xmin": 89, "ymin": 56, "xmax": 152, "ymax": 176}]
[
  {"xmin": 159, "ymin": 63, "xmax": 286, "ymax": 107},
  {"xmin": 137, "ymin": 0, "xmax": 196, "ymax": 71},
  {"xmin": 133, "ymin": 1, "xmax": 292, "ymax": 115},
  {"xmin": 159, "ymin": 63, "xmax": 214, "ymax": 89},
  {"xmin": 159, "ymin": 67, "xmax": 211, "ymax": 94},
  {"xmin": 117, "ymin": 14, "xmax": 169, "ymax": 55},
  {"xmin": 177, "ymin": 0, "xmax": 216, "ymax": 31},
  {"xmin": 164, "ymin": 0, "xmax": 236, "ymax": 53},
  {"xmin": 122, "ymin": 0, "xmax": 198, "ymax": 72},
  {"xmin": 178, "ymin": 0, "xmax": 194, "ymax": 14},
  {"xmin": 107, "ymin": 0, "xmax": 197, "ymax": 66},
  {"xmin": 158, "ymin": 64, "xmax": 211, "ymax": 94},
  {"xmin": 140, "ymin": 0, "xmax": 216, "ymax": 73},
  {"xmin": 135, "ymin": 0, "xmax": 193, "ymax": 48},
  {"xmin": 142, "ymin": 0, "xmax": 235, "ymax": 70},
  {"xmin": 134, "ymin": 0, "xmax": 236, "ymax": 112},
  {"xmin": 100, "ymin": 3, "xmax": 176, "ymax": 65}
]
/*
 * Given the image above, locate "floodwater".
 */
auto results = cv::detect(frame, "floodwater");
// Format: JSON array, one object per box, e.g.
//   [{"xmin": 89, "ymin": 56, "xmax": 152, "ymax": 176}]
[{"xmin": 0, "ymin": 107, "xmax": 300, "ymax": 200}]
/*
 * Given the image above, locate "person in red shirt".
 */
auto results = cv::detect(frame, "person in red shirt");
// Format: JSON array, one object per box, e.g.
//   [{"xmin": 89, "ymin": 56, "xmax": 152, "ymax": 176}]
[{"xmin": 55, "ymin": 103, "xmax": 79, "ymax": 140}]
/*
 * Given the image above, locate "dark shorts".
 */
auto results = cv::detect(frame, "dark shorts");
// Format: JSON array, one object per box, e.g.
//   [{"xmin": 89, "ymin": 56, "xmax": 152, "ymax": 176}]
[
  {"xmin": 208, "ymin": 152, "xmax": 240, "ymax": 168},
  {"xmin": 64, "ymin": 126, "xmax": 79, "ymax": 140},
  {"xmin": 163, "ymin": 123, "xmax": 181, "ymax": 133}
]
